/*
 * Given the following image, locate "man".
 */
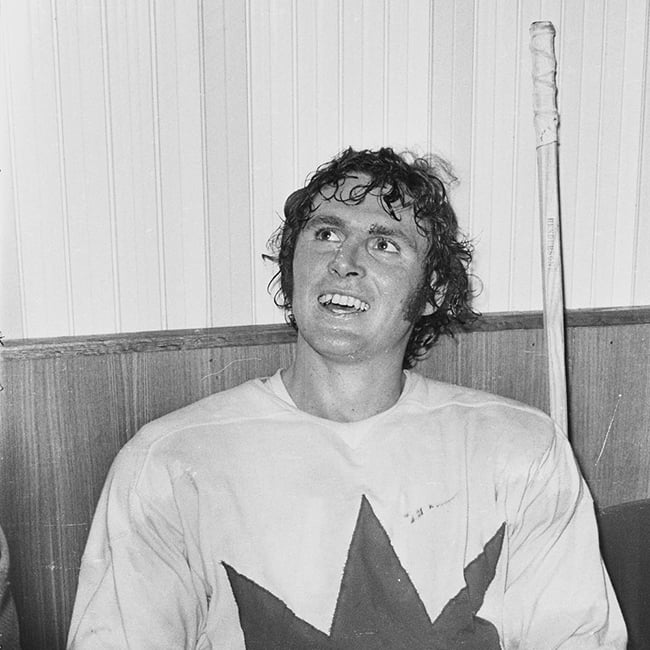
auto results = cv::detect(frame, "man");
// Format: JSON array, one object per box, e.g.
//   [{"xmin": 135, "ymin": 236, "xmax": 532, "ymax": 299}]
[
  {"xmin": 68, "ymin": 147, "xmax": 626, "ymax": 648},
  {"xmin": 0, "ymin": 524, "xmax": 20, "ymax": 649}
]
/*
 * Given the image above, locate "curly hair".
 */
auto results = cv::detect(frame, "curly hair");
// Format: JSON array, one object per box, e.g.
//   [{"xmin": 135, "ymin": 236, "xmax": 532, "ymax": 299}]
[{"xmin": 266, "ymin": 146, "xmax": 478, "ymax": 369}]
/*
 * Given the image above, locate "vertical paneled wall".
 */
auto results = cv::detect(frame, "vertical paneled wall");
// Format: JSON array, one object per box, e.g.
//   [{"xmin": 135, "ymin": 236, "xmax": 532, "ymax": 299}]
[{"xmin": 1, "ymin": 0, "xmax": 649, "ymax": 339}]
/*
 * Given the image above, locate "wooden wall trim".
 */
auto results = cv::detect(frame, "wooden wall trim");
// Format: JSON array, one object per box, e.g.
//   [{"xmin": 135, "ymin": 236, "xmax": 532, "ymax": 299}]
[
  {"xmin": 468, "ymin": 306, "xmax": 650, "ymax": 331},
  {"xmin": 0, "ymin": 323, "xmax": 298, "ymax": 360},
  {"xmin": 2, "ymin": 306, "xmax": 649, "ymax": 360}
]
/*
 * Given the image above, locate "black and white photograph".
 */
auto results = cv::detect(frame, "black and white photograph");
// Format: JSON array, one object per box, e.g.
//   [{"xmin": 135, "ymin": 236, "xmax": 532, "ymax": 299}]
[{"xmin": 1, "ymin": 1, "xmax": 648, "ymax": 648}]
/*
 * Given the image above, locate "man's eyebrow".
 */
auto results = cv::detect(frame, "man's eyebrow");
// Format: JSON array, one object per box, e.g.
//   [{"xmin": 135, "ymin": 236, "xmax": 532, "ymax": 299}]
[
  {"xmin": 368, "ymin": 223, "xmax": 398, "ymax": 237},
  {"xmin": 305, "ymin": 214, "xmax": 347, "ymax": 229},
  {"xmin": 368, "ymin": 223, "xmax": 417, "ymax": 248}
]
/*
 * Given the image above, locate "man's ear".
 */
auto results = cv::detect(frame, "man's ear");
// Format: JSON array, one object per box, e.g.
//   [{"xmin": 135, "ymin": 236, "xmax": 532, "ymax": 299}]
[{"xmin": 422, "ymin": 301, "xmax": 435, "ymax": 316}]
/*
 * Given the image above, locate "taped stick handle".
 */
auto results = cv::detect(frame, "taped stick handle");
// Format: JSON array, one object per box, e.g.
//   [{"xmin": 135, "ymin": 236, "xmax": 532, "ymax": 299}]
[
  {"xmin": 529, "ymin": 21, "xmax": 569, "ymax": 436},
  {"xmin": 530, "ymin": 21, "xmax": 559, "ymax": 147}
]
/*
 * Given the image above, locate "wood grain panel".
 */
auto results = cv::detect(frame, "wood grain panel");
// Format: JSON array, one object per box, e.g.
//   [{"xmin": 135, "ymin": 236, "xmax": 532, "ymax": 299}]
[{"xmin": 568, "ymin": 324, "xmax": 650, "ymax": 508}]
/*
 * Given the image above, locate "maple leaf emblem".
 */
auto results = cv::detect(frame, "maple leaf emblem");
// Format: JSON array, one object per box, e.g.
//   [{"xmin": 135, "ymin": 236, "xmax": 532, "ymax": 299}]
[{"xmin": 224, "ymin": 496, "xmax": 505, "ymax": 649}]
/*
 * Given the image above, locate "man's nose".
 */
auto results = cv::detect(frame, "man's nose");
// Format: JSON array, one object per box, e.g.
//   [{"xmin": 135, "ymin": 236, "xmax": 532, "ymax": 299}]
[{"xmin": 328, "ymin": 241, "xmax": 365, "ymax": 277}]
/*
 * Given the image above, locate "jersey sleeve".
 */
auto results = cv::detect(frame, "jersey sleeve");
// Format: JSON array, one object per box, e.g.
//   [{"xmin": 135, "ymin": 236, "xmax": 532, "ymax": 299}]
[
  {"xmin": 502, "ymin": 426, "xmax": 627, "ymax": 648},
  {"xmin": 67, "ymin": 439, "xmax": 207, "ymax": 649}
]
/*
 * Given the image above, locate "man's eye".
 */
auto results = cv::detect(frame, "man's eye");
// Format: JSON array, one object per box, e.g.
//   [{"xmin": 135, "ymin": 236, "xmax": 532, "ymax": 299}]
[
  {"xmin": 373, "ymin": 237, "xmax": 399, "ymax": 253},
  {"xmin": 314, "ymin": 228, "xmax": 341, "ymax": 242}
]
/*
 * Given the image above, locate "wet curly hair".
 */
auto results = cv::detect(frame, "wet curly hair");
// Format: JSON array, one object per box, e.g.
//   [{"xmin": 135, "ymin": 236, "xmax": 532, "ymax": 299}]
[{"xmin": 266, "ymin": 146, "xmax": 478, "ymax": 369}]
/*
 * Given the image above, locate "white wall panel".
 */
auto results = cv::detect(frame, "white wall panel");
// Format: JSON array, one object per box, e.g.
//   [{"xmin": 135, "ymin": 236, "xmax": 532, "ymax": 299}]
[
  {"xmin": 203, "ymin": 0, "xmax": 254, "ymax": 327},
  {"xmin": 310, "ymin": 0, "xmax": 343, "ymax": 161},
  {"xmin": 339, "ymin": 0, "xmax": 364, "ymax": 148},
  {"xmin": 3, "ymin": 0, "xmax": 72, "ymax": 337},
  {"xmin": 247, "ymin": 0, "xmax": 296, "ymax": 324},
  {"xmin": 590, "ymin": 1, "xmax": 628, "ymax": 307},
  {"xmin": 57, "ymin": 0, "xmax": 118, "ymax": 334},
  {"xmin": 1, "ymin": 0, "xmax": 648, "ymax": 339},
  {"xmin": 0, "ymin": 2, "xmax": 25, "ymax": 336},
  {"xmin": 105, "ymin": 0, "xmax": 163, "ymax": 333},
  {"xmin": 611, "ymin": 0, "xmax": 647, "ymax": 306},
  {"xmin": 634, "ymin": 3, "xmax": 650, "ymax": 306},
  {"xmin": 509, "ymin": 1, "xmax": 542, "ymax": 311},
  {"xmin": 153, "ymin": 0, "xmax": 208, "ymax": 330}
]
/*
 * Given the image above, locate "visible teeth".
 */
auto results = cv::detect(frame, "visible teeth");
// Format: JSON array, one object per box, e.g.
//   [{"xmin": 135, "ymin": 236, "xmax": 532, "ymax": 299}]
[
  {"xmin": 318, "ymin": 293, "xmax": 369, "ymax": 312},
  {"xmin": 334, "ymin": 294, "xmax": 350, "ymax": 306}
]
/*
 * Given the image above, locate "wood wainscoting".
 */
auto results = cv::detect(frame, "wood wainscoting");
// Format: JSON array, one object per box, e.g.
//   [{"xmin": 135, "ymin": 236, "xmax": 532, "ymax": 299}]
[{"xmin": 1, "ymin": 307, "xmax": 649, "ymax": 649}]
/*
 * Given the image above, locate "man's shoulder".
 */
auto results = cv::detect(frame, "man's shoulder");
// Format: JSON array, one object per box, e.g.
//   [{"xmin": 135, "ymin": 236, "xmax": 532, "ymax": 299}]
[
  {"xmin": 102, "ymin": 376, "xmax": 281, "ymax": 490},
  {"xmin": 129, "ymin": 376, "xmax": 276, "ymax": 448},
  {"xmin": 409, "ymin": 372, "xmax": 559, "ymax": 441},
  {"xmin": 411, "ymin": 371, "xmax": 545, "ymax": 411}
]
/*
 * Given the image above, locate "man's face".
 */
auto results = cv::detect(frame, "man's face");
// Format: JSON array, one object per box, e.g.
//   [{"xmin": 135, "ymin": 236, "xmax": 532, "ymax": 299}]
[{"xmin": 290, "ymin": 176, "xmax": 432, "ymax": 366}]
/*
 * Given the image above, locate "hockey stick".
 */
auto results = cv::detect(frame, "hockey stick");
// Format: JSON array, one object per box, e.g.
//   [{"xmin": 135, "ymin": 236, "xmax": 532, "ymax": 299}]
[{"xmin": 529, "ymin": 21, "xmax": 569, "ymax": 436}]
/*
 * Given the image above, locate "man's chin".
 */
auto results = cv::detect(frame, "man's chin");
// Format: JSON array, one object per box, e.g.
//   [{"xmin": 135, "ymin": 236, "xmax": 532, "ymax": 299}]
[{"xmin": 295, "ymin": 328, "xmax": 410, "ymax": 367}]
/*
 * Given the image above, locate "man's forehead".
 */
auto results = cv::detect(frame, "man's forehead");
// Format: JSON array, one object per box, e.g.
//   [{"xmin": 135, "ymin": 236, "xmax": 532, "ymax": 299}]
[{"xmin": 315, "ymin": 173, "xmax": 414, "ymax": 218}]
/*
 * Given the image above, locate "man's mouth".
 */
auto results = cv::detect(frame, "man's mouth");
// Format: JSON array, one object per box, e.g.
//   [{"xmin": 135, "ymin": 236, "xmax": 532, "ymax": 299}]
[{"xmin": 318, "ymin": 293, "xmax": 370, "ymax": 313}]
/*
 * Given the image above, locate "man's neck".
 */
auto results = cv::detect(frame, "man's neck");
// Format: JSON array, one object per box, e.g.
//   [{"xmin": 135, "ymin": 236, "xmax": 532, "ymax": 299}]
[{"xmin": 282, "ymin": 339, "xmax": 407, "ymax": 423}]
